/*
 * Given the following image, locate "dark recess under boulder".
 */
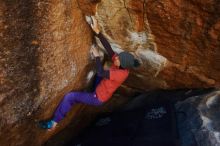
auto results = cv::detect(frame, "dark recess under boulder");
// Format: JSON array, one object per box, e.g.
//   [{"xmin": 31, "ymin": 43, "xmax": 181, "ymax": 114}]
[{"xmin": 62, "ymin": 89, "xmax": 214, "ymax": 146}]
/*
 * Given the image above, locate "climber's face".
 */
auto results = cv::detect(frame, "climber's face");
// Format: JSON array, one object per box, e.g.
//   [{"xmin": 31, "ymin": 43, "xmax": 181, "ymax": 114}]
[{"xmin": 114, "ymin": 56, "xmax": 120, "ymax": 67}]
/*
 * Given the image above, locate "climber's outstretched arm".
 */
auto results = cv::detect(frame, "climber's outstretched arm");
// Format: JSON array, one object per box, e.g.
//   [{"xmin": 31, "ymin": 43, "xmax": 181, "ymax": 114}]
[
  {"xmin": 90, "ymin": 16, "xmax": 116, "ymax": 59},
  {"xmin": 96, "ymin": 33, "xmax": 115, "ymax": 58}
]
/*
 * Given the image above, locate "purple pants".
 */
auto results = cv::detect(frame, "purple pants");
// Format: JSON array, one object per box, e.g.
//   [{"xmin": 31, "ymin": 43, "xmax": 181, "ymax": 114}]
[
  {"xmin": 52, "ymin": 75, "xmax": 103, "ymax": 123},
  {"xmin": 52, "ymin": 92, "xmax": 103, "ymax": 123}
]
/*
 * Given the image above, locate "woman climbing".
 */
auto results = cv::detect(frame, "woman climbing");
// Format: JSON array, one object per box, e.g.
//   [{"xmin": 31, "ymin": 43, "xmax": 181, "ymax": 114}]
[{"xmin": 39, "ymin": 16, "xmax": 140, "ymax": 130}]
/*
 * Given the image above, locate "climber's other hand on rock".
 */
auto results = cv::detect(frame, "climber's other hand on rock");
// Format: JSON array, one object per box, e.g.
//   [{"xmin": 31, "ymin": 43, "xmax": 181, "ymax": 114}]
[{"xmin": 91, "ymin": 46, "xmax": 100, "ymax": 57}]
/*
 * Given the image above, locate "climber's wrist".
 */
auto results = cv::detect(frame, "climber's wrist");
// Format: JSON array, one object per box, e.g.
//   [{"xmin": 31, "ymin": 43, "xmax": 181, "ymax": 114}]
[{"xmin": 94, "ymin": 29, "xmax": 100, "ymax": 35}]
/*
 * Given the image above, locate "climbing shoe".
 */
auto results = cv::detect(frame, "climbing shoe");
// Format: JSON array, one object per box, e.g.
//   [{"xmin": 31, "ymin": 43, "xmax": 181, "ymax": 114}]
[{"xmin": 38, "ymin": 120, "xmax": 55, "ymax": 129}]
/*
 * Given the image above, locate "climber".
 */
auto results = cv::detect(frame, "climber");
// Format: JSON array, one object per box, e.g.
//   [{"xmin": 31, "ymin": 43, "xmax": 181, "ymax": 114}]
[{"xmin": 38, "ymin": 16, "xmax": 140, "ymax": 130}]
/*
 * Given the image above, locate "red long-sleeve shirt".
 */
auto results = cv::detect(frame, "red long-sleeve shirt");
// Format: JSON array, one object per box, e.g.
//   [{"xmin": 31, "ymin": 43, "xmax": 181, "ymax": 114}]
[
  {"xmin": 96, "ymin": 56, "xmax": 129, "ymax": 102},
  {"xmin": 95, "ymin": 33, "xmax": 129, "ymax": 102}
]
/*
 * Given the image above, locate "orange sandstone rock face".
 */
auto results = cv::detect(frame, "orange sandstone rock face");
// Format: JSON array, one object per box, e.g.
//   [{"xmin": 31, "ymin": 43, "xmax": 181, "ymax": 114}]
[
  {"xmin": 94, "ymin": 0, "xmax": 168, "ymax": 90},
  {"xmin": 145, "ymin": 0, "xmax": 220, "ymax": 88},
  {"xmin": 94, "ymin": 0, "xmax": 220, "ymax": 89},
  {"xmin": 0, "ymin": 0, "xmax": 93, "ymax": 145},
  {"xmin": 0, "ymin": 1, "xmax": 137, "ymax": 146},
  {"xmin": 1, "ymin": 0, "xmax": 220, "ymax": 145}
]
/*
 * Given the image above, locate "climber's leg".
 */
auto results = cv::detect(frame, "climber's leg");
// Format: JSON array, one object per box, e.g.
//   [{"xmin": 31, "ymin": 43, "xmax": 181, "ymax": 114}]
[
  {"xmin": 38, "ymin": 91, "xmax": 102, "ymax": 129},
  {"xmin": 52, "ymin": 92, "xmax": 102, "ymax": 123}
]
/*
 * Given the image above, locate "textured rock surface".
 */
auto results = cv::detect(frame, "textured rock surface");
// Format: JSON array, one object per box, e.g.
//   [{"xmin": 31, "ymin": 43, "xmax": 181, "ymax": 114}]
[
  {"xmin": 94, "ymin": 0, "xmax": 168, "ymax": 90},
  {"xmin": 0, "ymin": 0, "xmax": 220, "ymax": 146},
  {"xmin": 94, "ymin": 0, "xmax": 220, "ymax": 89},
  {"xmin": 145, "ymin": 0, "xmax": 220, "ymax": 88},
  {"xmin": 176, "ymin": 90, "xmax": 220, "ymax": 146},
  {"xmin": 0, "ymin": 0, "xmax": 94, "ymax": 145}
]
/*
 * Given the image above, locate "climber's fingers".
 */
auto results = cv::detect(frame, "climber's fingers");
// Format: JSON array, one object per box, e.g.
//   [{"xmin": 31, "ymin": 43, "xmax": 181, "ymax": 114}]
[
  {"xmin": 90, "ymin": 16, "xmax": 100, "ymax": 34},
  {"xmin": 91, "ymin": 16, "xmax": 97, "ymax": 26}
]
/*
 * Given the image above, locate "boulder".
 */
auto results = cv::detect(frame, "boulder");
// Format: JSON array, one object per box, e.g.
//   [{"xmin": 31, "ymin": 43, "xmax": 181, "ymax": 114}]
[
  {"xmin": 0, "ymin": 0, "xmax": 93, "ymax": 145},
  {"xmin": 0, "ymin": 0, "xmax": 220, "ymax": 145},
  {"xmin": 176, "ymin": 90, "xmax": 220, "ymax": 146}
]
